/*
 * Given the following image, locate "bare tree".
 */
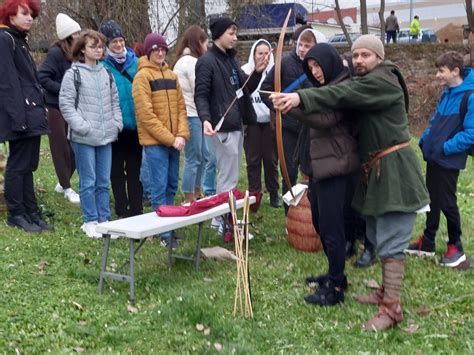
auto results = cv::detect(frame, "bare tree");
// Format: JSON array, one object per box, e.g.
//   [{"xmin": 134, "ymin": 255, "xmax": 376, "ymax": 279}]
[
  {"xmin": 360, "ymin": 0, "xmax": 368, "ymax": 34},
  {"xmin": 464, "ymin": 0, "xmax": 474, "ymax": 38},
  {"xmin": 334, "ymin": 0, "xmax": 353, "ymax": 46},
  {"xmin": 379, "ymin": 0, "xmax": 385, "ymax": 43}
]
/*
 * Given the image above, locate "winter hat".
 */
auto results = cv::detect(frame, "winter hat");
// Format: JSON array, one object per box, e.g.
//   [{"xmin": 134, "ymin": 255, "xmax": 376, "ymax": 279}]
[
  {"xmin": 210, "ymin": 17, "xmax": 236, "ymax": 40},
  {"xmin": 351, "ymin": 34, "xmax": 385, "ymax": 60},
  {"xmin": 56, "ymin": 13, "xmax": 81, "ymax": 40},
  {"xmin": 100, "ymin": 20, "xmax": 124, "ymax": 43},
  {"xmin": 144, "ymin": 33, "xmax": 168, "ymax": 57},
  {"xmin": 303, "ymin": 43, "xmax": 345, "ymax": 87}
]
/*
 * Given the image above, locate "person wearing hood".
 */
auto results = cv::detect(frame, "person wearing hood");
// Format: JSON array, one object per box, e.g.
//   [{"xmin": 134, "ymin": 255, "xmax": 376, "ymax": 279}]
[
  {"xmin": 132, "ymin": 32, "xmax": 189, "ymax": 249},
  {"xmin": 38, "ymin": 13, "xmax": 81, "ymax": 205},
  {"xmin": 270, "ymin": 35, "xmax": 429, "ymax": 331},
  {"xmin": 261, "ymin": 28, "xmax": 327, "ymax": 215},
  {"xmin": 0, "ymin": 0, "xmax": 53, "ymax": 233},
  {"xmin": 405, "ymin": 51, "xmax": 474, "ymax": 268},
  {"xmin": 242, "ymin": 39, "xmax": 280, "ymax": 208},
  {"xmin": 289, "ymin": 43, "xmax": 360, "ymax": 306},
  {"xmin": 59, "ymin": 30, "xmax": 123, "ymax": 238},
  {"xmin": 100, "ymin": 20, "xmax": 143, "ymax": 219},
  {"xmin": 173, "ymin": 25, "xmax": 212, "ymax": 204}
]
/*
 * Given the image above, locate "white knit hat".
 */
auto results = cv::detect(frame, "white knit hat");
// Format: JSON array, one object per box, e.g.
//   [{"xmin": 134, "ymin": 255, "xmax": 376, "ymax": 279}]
[{"xmin": 56, "ymin": 13, "xmax": 81, "ymax": 40}]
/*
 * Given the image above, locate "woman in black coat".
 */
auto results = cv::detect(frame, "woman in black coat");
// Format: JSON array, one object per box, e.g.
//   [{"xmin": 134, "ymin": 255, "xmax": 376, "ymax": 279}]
[
  {"xmin": 38, "ymin": 13, "xmax": 81, "ymax": 204},
  {"xmin": 0, "ymin": 0, "xmax": 52, "ymax": 232}
]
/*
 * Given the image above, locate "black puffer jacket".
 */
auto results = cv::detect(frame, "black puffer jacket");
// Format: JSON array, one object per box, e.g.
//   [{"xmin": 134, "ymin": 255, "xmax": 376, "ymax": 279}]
[
  {"xmin": 291, "ymin": 44, "xmax": 360, "ymax": 181},
  {"xmin": 38, "ymin": 45, "xmax": 71, "ymax": 108},
  {"xmin": 261, "ymin": 49, "xmax": 312, "ymax": 134},
  {"xmin": 195, "ymin": 45, "xmax": 261, "ymax": 132},
  {"xmin": 0, "ymin": 26, "xmax": 48, "ymax": 142}
]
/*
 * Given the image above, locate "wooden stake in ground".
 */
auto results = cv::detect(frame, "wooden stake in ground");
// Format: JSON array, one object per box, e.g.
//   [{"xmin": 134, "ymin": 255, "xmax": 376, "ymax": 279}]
[{"xmin": 228, "ymin": 191, "xmax": 253, "ymax": 318}]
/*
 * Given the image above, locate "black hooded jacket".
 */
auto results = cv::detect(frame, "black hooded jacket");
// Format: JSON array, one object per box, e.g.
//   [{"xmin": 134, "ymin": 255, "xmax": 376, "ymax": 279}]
[
  {"xmin": 0, "ymin": 26, "xmax": 48, "ymax": 142},
  {"xmin": 290, "ymin": 44, "xmax": 360, "ymax": 181}
]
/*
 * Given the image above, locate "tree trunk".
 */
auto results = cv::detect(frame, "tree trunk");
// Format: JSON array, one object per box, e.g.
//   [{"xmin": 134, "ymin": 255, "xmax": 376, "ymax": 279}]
[
  {"xmin": 360, "ymin": 0, "xmax": 368, "ymax": 34},
  {"xmin": 379, "ymin": 0, "xmax": 386, "ymax": 43},
  {"xmin": 335, "ymin": 0, "xmax": 353, "ymax": 46}
]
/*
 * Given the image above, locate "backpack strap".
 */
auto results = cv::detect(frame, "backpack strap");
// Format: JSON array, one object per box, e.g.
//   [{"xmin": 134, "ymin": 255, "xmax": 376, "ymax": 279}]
[
  {"xmin": 72, "ymin": 66, "xmax": 81, "ymax": 110},
  {"xmin": 460, "ymin": 90, "xmax": 474, "ymax": 121},
  {"xmin": 104, "ymin": 67, "xmax": 113, "ymax": 88},
  {"xmin": 4, "ymin": 31, "xmax": 16, "ymax": 51},
  {"xmin": 110, "ymin": 61, "xmax": 134, "ymax": 83}
]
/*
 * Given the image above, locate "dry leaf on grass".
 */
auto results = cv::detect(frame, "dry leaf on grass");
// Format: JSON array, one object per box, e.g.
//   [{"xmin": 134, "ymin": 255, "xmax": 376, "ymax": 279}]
[
  {"xmin": 404, "ymin": 319, "xmax": 419, "ymax": 334},
  {"xmin": 73, "ymin": 347, "xmax": 85, "ymax": 353},
  {"xmin": 367, "ymin": 279, "xmax": 380, "ymax": 289},
  {"xmin": 416, "ymin": 305, "xmax": 432, "ymax": 316},
  {"xmin": 37, "ymin": 260, "xmax": 48, "ymax": 273},
  {"xmin": 127, "ymin": 305, "xmax": 138, "ymax": 314},
  {"xmin": 203, "ymin": 328, "xmax": 211, "ymax": 336},
  {"xmin": 214, "ymin": 343, "xmax": 223, "ymax": 351},
  {"xmin": 196, "ymin": 323, "xmax": 205, "ymax": 332},
  {"xmin": 72, "ymin": 301, "xmax": 83, "ymax": 311}
]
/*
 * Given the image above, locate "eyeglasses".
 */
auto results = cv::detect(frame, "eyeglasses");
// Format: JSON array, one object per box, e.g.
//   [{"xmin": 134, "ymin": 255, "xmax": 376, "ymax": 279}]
[
  {"xmin": 151, "ymin": 47, "xmax": 166, "ymax": 54},
  {"xmin": 86, "ymin": 45, "xmax": 105, "ymax": 51}
]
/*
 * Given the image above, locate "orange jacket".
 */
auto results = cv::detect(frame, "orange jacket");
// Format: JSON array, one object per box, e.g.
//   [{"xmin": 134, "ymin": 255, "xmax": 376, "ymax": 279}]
[{"xmin": 132, "ymin": 56, "xmax": 188, "ymax": 146}]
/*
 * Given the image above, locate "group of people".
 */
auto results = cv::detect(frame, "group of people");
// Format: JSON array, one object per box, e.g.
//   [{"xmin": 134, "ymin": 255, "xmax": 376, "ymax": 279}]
[
  {"xmin": 1, "ymin": 0, "xmax": 472, "ymax": 332},
  {"xmin": 384, "ymin": 10, "xmax": 421, "ymax": 44}
]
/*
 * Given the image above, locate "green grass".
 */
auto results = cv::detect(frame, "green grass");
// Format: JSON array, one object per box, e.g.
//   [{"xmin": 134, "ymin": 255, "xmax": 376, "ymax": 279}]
[{"xmin": 0, "ymin": 139, "xmax": 473, "ymax": 353}]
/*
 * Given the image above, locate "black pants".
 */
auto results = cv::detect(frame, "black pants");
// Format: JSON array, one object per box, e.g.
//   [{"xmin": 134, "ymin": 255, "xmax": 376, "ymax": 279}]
[
  {"xmin": 47, "ymin": 106, "xmax": 75, "ymax": 189},
  {"xmin": 282, "ymin": 129, "xmax": 299, "ymax": 215},
  {"xmin": 308, "ymin": 175, "xmax": 350, "ymax": 287},
  {"xmin": 386, "ymin": 31, "xmax": 397, "ymax": 43},
  {"xmin": 111, "ymin": 129, "xmax": 143, "ymax": 217},
  {"xmin": 423, "ymin": 163, "xmax": 462, "ymax": 248},
  {"xmin": 4, "ymin": 136, "xmax": 41, "ymax": 216},
  {"xmin": 244, "ymin": 122, "xmax": 279, "ymax": 195}
]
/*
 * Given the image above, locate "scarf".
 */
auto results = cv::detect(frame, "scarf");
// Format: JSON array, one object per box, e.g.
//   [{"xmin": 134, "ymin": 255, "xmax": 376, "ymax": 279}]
[{"xmin": 106, "ymin": 47, "xmax": 127, "ymax": 64}]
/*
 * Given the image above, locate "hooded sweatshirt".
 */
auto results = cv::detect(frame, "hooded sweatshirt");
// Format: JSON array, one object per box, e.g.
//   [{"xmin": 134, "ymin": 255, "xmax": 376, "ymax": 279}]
[
  {"xmin": 173, "ymin": 48, "xmax": 199, "ymax": 117},
  {"xmin": 296, "ymin": 29, "xmax": 328, "ymax": 59},
  {"xmin": 241, "ymin": 39, "xmax": 275, "ymax": 123}
]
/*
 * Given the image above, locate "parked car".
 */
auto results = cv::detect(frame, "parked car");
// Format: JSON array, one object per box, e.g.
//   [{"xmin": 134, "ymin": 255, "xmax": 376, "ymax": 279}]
[
  {"xmin": 398, "ymin": 28, "xmax": 438, "ymax": 43},
  {"xmin": 328, "ymin": 33, "xmax": 361, "ymax": 47}
]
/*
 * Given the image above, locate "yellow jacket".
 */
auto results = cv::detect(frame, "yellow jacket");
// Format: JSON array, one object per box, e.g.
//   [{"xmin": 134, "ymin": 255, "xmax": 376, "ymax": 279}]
[
  {"xmin": 409, "ymin": 18, "xmax": 420, "ymax": 37},
  {"xmin": 132, "ymin": 56, "xmax": 189, "ymax": 146}
]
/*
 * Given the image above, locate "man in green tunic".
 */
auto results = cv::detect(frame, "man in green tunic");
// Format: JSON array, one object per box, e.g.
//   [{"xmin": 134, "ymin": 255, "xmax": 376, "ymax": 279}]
[{"xmin": 270, "ymin": 35, "xmax": 429, "ymax": 331}]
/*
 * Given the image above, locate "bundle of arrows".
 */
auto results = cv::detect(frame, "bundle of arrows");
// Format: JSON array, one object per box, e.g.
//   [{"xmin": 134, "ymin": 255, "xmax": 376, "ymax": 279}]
[{"xmin": 228, "ymin": 190, "xmax": 253, "ymax": 318}]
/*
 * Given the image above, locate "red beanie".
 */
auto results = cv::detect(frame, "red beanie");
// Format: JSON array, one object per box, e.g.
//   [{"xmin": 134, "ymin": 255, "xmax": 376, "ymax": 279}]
[{"xmin": 144, "ymin": 33, "xmax": 168, "ymax": 57}]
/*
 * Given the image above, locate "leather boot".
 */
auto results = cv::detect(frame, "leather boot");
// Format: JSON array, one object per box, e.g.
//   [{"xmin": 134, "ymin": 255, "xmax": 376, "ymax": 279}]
[
  {"xmin": 363, "ymin": 259, "xmax": 405, "ymax": 331},
  {"xmin": 355, "ymin": 247, "xmax": 376, "ymax": 268},
  {"xmin": 354, "ymin": 285, "xmax": 384, "ymax": 305}
]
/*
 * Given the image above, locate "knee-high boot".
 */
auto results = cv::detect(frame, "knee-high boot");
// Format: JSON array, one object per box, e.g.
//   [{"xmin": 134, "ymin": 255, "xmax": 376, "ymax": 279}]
[{"xmin": 363, "ymin": 258, "xmax": 404, "ymax": 331}]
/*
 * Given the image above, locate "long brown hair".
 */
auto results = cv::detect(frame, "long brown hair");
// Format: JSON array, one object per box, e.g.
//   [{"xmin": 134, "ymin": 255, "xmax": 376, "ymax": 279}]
[
  {"xmin": 173, "ymin": 25, "xmax": 207, "ymax": 67},
  {"xmin": 71, "ymin": 30, "xmax": 106, "ymax": 63},
  {"xmin": 55, "ymin": 36, "xmax": 75, "ymax": 61}
]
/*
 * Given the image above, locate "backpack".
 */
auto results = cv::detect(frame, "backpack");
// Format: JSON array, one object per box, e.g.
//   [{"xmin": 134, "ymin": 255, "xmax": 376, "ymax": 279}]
[
  {"xmin": 72, "ymin": 65, "xmax": 113, "ymax": 109},
  {"xmin": 459, "ymin": 90, "xmax": 474, "ymax": 156}
]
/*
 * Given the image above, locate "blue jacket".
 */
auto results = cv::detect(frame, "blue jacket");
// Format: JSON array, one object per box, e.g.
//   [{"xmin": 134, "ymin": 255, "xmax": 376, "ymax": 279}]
[
  {"xmin": 420, "ymin": 68, "xmax": 474, "ymax": 169},
  {"xmin": 103, "ymin": 49, "xmax": 138, "ymax": 130}
]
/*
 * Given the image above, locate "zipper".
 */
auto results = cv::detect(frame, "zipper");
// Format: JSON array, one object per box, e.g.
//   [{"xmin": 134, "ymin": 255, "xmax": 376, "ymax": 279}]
[{"xmin": 94, "ymin": 68, "xmax": 105, "ymax": 140}]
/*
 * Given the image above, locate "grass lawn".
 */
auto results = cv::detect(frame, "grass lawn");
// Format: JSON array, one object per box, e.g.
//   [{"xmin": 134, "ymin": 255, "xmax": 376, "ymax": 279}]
[{"xmin": 0, "ymin": 138, "xmax": 473, "ymax": 353}]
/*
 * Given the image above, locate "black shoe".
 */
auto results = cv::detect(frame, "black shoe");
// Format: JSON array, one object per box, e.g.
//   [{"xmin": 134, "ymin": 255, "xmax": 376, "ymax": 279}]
[
  {"xmin": 355, "ymin": 248, "xmax": 376, "ymax": 268},
  {"xmin": 304, "ymin": 280, "xmax": 344, "ymax": 306},
  {"xmin": 7, "ymin": 214, "xmax": 42, "ymax": 233},
  {"xmin": 270, "ymin": 193, "xmax": 282, "ymax": 208},
  {"xmin": 27, "ymin": 212, "xmax": 54, "ymax": 232},
  {"xmin": 345, "ymin": 241, "xmax": 356, "ymax": 259},
  {"xmin": 305, "ymin": 274, "xmax": 348, "ymax": 291},
  {"xmin": 404, "ymin": 234, "xmax": 435, "ymax": 257},
  {"xmin": 439, "ymin": 243, "xmax": 466, "ymax": 267}
]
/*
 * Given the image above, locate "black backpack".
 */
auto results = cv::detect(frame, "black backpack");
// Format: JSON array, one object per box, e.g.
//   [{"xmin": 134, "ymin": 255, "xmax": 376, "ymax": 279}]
[{"xmin": 459, "ymin": 90, "xmax": 474, "ymax": 156}]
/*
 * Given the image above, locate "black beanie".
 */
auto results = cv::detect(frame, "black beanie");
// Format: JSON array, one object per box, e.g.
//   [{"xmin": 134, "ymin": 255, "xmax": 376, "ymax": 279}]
[
  {"xmin": 303, "ymin": 43, "xmax": 345, "ymax": 87},
  {"xmin": 100, "ymin": 20, "xmax": 124, "ymax": 43},
  {"xmin": 210, "ymin": 17, "xmax": 236, "ymax": 40}
]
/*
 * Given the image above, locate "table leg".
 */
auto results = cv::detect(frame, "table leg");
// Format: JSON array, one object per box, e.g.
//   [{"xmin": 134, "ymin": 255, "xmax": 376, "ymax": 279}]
[
  {"xmin": 98, "ymin": 235, "xmax": 111, "ymax": 294},
  {"xmin": 194, "ymin": 222, "xmax": 204, "ymax": 271},
  {"xmin": 129, "ymin": 238, "xmax": 135, "ymax": 305}
]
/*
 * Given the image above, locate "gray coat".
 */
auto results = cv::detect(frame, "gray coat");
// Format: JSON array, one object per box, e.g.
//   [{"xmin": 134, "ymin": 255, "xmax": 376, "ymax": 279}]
[{"xmin": 59, "ymin": 62, "xmax": 123, "ymax": 146}]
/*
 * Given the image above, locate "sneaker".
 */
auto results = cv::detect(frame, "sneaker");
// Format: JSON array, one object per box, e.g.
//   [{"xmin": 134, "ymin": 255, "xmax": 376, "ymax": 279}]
[
  {"xmin": 404, "ymin": 234, "xmax": 435, "ymax": 257},
  {"xmin": 81, "ymin": 221, "xmax": 102, "ymax": 238},
  {"xmin": 7, "ymin": 214, "xmax": 42, "ymax": 233},
  {"xmin": 64, "ymin": 188, "xmax": 80, "ymax": 204},
  {"xmin": 27, "ymin": 212, "xmax": 54, "ymax": 232},
  {"xmin": 269, "ymin": 193, "xmax": 282, "ymax": 208},
  {"xmin": 439, "ymin": 244, "xmax": 466, "ymax": 267},
  {"xmin": 160, "ymin": 237, "xmax": 178, "ymax": 250},
  {"xmin": 54, "ymin": 183, "xmax": 64, "ymax": 193}
]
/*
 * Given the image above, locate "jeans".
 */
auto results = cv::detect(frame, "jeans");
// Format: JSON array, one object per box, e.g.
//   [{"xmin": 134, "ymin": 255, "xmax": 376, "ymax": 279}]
[
  {"xmin": 140, "ymin": 150, "xmax": 152, "ymax": 202},
  {"xmin": 72, "ymin": 142, "xmax": 112, "ymax": 223},
  {"xmin": 181, "ymin": 117, "xmax": 205, "ymax": 193},
  {"xmin": 144, "ymin": 145, "xmax": 180, "ymax": 211},
  {"xmin": 201, "ymin": 135, "xmax": 216, "ymax": 196}
]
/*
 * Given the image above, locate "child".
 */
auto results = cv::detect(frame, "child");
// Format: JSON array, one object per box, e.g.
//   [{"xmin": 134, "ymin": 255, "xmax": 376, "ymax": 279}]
[
  {"xmin": 59, "ymin": 30, "xmax": 123, "ymax": 238},
  {"xmin": 406, "ymin": 51, "xmax": 474, "ymax": 267},
  {"xmin": 132, "ymin": 33, "xmax": 189, "ymax": 248}
]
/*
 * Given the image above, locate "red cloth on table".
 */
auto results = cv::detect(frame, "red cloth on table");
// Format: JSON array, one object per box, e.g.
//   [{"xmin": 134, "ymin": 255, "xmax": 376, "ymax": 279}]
[{"xmin": 156, "ymin": 189, "xmax": 262, "ymax": 217}]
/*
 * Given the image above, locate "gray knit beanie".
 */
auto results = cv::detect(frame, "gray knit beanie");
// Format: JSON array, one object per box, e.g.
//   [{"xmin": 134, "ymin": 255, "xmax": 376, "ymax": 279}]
[{"xmin": 351, "ymin": 34, "xmax": 385, "ymax": 60}]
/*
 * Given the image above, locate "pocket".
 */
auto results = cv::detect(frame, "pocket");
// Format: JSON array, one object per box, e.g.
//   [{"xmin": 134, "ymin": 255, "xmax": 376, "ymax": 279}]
[{"xmin": 217, "ymin": 132, "xmax": 229, "ymax": 144}]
